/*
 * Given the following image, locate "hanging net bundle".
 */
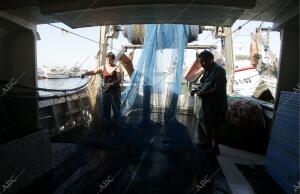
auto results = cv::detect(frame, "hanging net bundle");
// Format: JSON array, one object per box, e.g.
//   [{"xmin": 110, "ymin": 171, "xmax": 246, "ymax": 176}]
[
  {"xmin": 124, "ymin": 24, "xmax": 199, "ymax": 45},
  {"xmin": 121, "ymin": 24, "xmax": 191, "ymax": 124}
]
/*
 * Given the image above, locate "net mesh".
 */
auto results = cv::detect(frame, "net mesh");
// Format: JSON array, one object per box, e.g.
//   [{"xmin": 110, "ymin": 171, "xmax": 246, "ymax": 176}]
[{"xmin": 121, "ymin": 24, "xmax": 190, "ymax": 124}]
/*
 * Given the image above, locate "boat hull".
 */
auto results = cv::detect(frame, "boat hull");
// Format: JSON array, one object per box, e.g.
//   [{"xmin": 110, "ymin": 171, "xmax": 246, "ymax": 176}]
[{"xmin": 47, "ymin": 73, "xmax": 69, "ymax": 79}]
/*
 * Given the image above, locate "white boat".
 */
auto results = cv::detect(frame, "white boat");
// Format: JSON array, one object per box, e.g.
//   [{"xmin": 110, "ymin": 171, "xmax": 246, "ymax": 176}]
[
  {"xmin": 68, "ymin": 66, "xmax": 81, "ymax": 78},
  {"xmin": 232, "ymin": 32, "xmax": 278, "ymax": 100},
  {"xmin": 233, "ymin": 68, "xmax": 261, "ymax": 96},
  {"xmin": 233, "ymin": 55, "xmax": 277, "ymax": 99},
  {"xmin": 47, "ymin": 73, "xmax": 69, "ymax": 79},
  {"xmin": 37, "ymin": 67, "xmax": 48, "ymax": 79},
  {"xmin": 47, "ymin": 66, "xmax": 69, "ymax": 79}
]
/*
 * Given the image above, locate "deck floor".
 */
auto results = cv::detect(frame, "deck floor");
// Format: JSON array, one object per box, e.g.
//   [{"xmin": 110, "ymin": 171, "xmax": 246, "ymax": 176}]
[{"xmin": 19, "ymin": 110, "xmax": 282, "ymax": 194}]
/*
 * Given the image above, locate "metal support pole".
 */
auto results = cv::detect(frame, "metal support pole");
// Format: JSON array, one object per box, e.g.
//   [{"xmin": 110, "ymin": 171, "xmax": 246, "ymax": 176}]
[
  {"xmin": 98, "ymin": 26, "xmax": 110, "ymax": 66},
  {"xmin": 223, "ymin": 27, "xmax": 234, "ymax": 95}
]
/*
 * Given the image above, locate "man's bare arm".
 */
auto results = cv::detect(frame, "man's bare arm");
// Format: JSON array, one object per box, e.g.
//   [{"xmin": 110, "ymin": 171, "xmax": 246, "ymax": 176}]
[{"xmin": 81, "ymin": 66, "xmax": 103, "ymax": 77}]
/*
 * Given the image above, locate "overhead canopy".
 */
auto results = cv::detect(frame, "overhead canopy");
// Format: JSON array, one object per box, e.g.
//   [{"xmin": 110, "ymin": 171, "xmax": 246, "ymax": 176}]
[{"xmin": 0, "ymin": 0, "xmax": 298, "ymax": 28}]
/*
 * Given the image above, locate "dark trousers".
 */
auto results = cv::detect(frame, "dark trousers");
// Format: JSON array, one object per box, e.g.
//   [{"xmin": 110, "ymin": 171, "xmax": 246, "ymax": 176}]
[
  {"xmin": 205, "ymin": 123, "xmax": 220, "ymax": 147},
  {"xmin": 202, "ymin": 111, "xmax": 225, "ymax": 147},
  {"xmin": 102, "ymin": 87, "xmax": 121, "ymax": 120}
]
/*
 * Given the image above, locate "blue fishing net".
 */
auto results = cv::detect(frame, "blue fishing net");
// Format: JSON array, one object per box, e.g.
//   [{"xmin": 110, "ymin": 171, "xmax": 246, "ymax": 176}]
[{"xmin": 121, "ymin": 24, "xmax": 189, "ymax": 124}]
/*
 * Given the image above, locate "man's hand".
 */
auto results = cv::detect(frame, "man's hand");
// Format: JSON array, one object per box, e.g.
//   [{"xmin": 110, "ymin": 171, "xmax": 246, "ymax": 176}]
[
  {"xmin": 190, "ymin": 89, "xmax": 196, "ymax": 96},
  {"xmin": 80, "ymin": 73, "xmax": 86, "ymax": 78},
  {"xmin": 196, "ymin": 90, "xmax": 203, "ymax": 96}
]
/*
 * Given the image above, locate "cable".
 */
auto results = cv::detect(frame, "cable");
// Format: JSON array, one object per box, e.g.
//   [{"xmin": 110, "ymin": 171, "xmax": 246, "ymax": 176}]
[
  {"xmin": 212, "ymin": 0, "xmax": 288, "ymax": 45},
  {"xmin": 1, "ymin": 91, "xmax": 83, "ymax": 100},
  {"xmin": 170, "ymin": 0, "xmax": 195, "ymax": 23},
  {"xmin": 48, "ymin": 23, "xmax": 99, "ymax": 44},
  {"xmin": 72, "ymin": 0, "xmax": 100, "ymax": 25},
  {"xmin": 0, "ymin": 76, "xmax": 92, "ymax": 92},
  {"xmin": 258, "ymin": 21, "xmax": 264, "ymax": 29}
]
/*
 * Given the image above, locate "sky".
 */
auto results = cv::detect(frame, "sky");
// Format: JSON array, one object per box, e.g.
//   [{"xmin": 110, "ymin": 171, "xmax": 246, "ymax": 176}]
[
  {"xmin": 37, "ymin": 20, "xmax": 281, "ymax": 70},
  {"xmin": 37, "ymin": 23, "xmax": 100, "ymax": 69}
]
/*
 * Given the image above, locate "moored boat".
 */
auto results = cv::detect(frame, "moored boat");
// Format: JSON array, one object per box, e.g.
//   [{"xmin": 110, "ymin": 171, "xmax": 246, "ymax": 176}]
[{"xmin": 47, "ymin": 66, "xmax": 69, "ymax": 79}]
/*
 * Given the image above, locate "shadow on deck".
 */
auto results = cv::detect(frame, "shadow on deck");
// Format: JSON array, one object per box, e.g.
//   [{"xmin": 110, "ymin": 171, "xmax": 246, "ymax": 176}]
[{"xmin": 19, "ymin": 110, "xmax": 283, "ymax": 194}]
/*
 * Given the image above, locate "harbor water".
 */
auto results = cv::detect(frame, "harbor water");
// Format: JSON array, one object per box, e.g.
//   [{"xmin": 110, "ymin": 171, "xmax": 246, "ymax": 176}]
[{"xmin": 38, "ymin": 77, "xmax": 89, "ymax": 96}]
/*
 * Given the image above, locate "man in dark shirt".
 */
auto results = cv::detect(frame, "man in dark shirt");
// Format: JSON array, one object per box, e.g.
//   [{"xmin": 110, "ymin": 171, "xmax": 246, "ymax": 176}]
[{"xmin": 192, "ymin": 50, "xmax": 228, "ymax": 155}]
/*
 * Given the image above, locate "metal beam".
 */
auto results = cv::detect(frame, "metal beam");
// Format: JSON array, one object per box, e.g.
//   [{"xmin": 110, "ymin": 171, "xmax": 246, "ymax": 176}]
[
  {"xmin": 39, "ymin": 0, "xmax": 256, "ymax": 14},
  {"xmin": 123, "ymin": 44, "xmax": 217, "ymax": 50}
]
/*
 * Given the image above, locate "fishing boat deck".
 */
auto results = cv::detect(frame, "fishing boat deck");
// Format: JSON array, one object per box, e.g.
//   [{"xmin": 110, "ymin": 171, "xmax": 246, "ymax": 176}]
[{"xmin": 19, "ymin": 109, "xmax": 283, "ymax": 194}]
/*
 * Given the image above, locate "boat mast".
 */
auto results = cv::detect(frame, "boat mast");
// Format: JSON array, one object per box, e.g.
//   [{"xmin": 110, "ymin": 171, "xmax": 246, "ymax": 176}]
[
  {"xmin": 98, "ymin": 26, "xmax": 110, "ymax": 66},
  {"xmin": 223, "ymin": 27, "xmax": 234, "ymax": 95}
]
